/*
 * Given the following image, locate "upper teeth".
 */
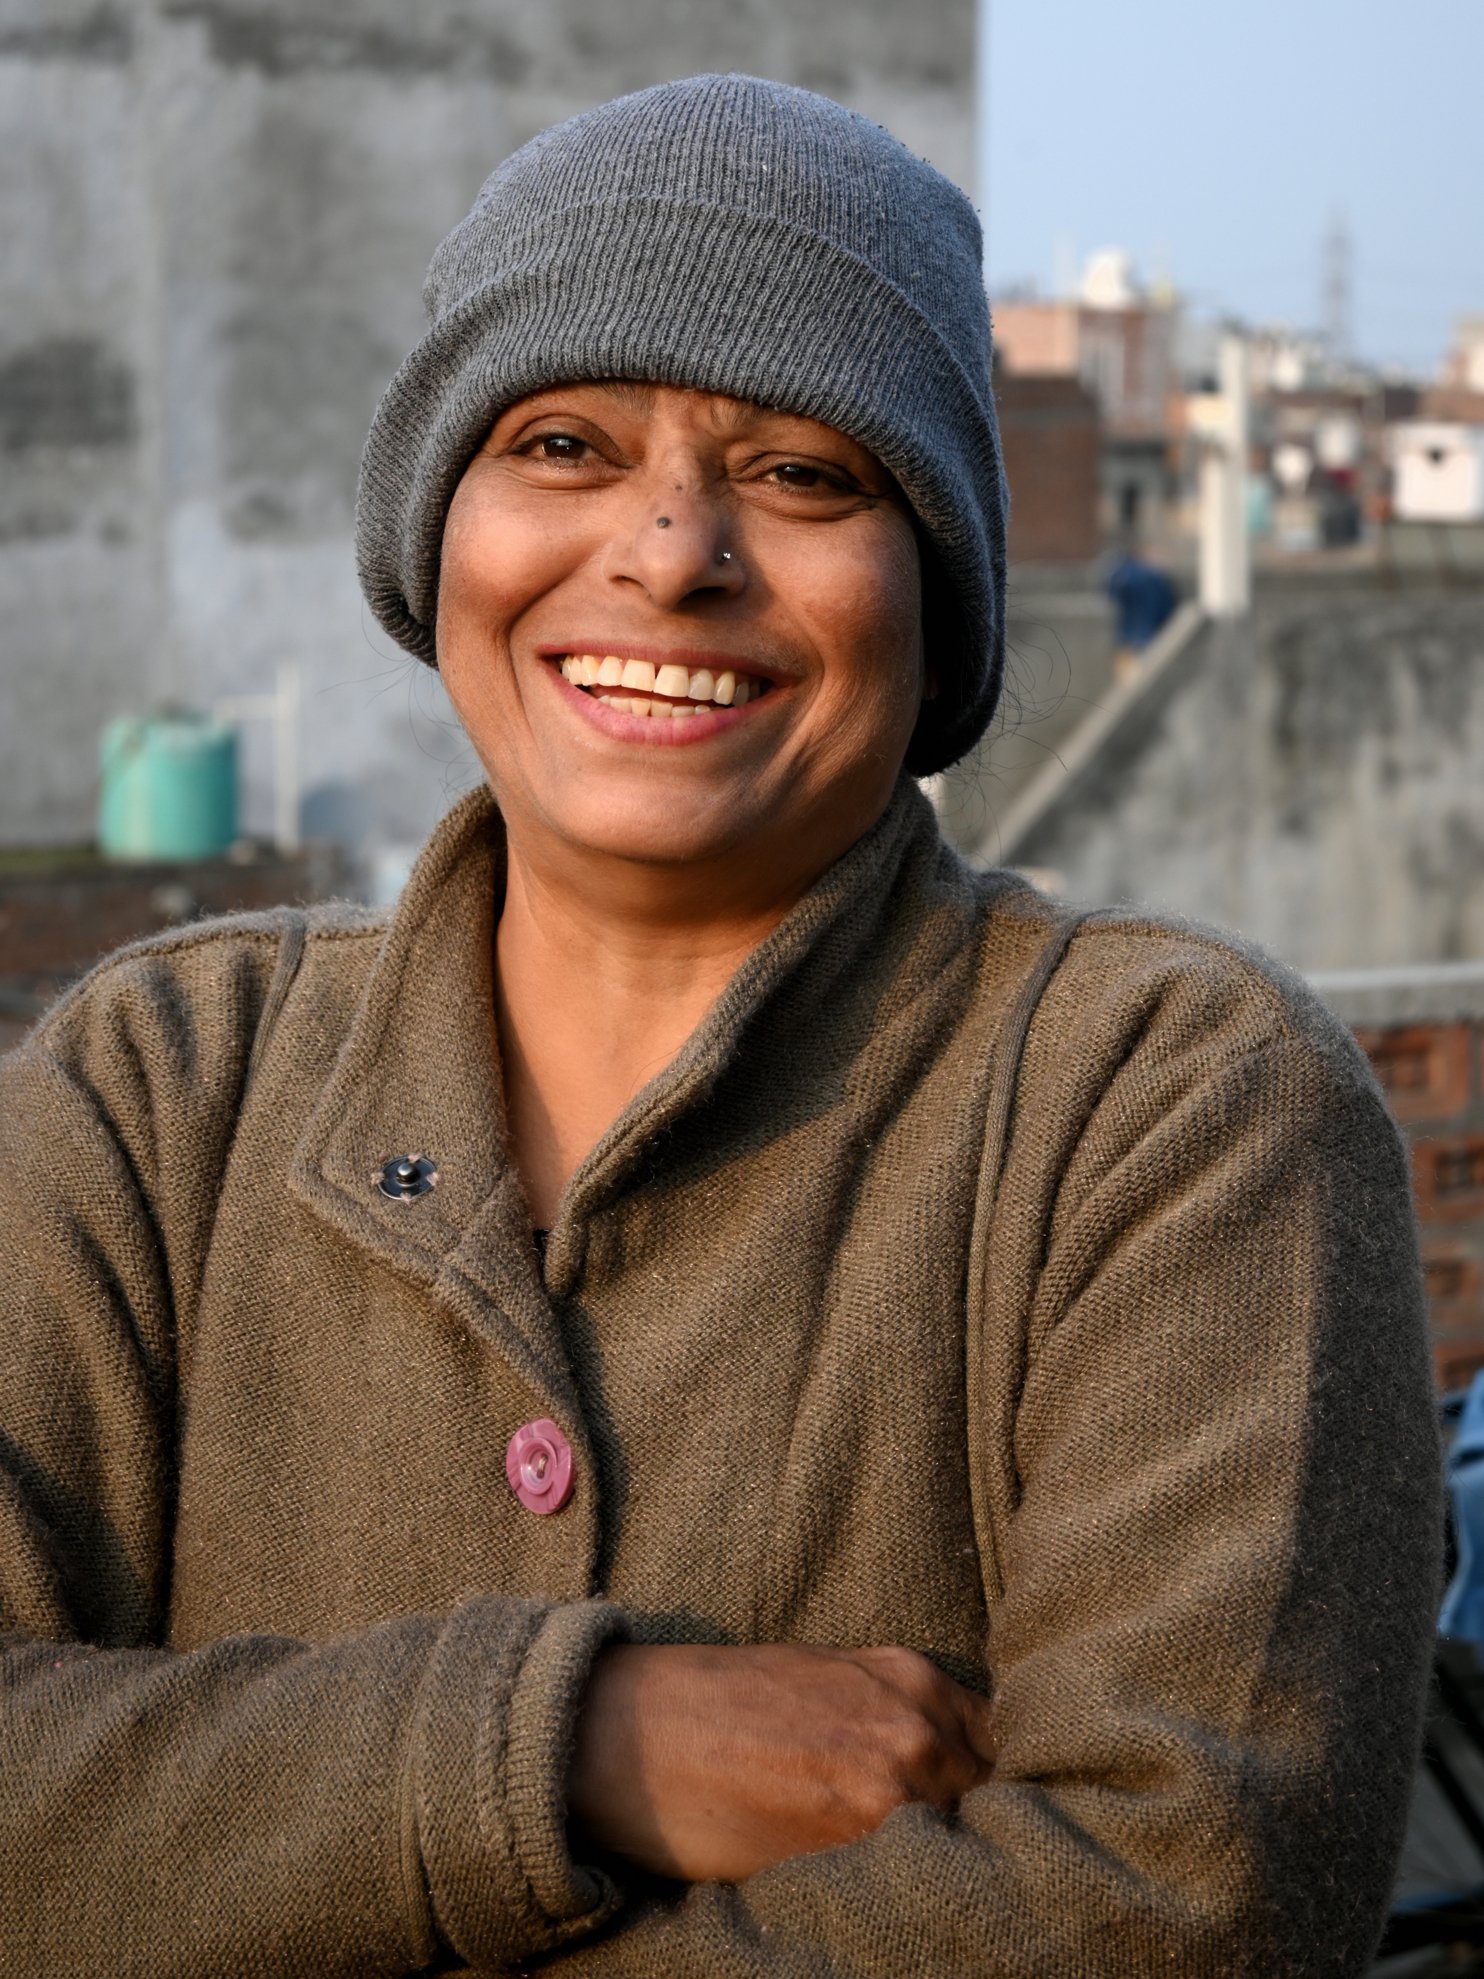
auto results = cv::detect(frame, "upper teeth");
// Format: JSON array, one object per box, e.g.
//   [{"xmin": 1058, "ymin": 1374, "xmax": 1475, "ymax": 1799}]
[{"xmin": 557, "ymin": 654, "xmax": 761, "ymax": 709}]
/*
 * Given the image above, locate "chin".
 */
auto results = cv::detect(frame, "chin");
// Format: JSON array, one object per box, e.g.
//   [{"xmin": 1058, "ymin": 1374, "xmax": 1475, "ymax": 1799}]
[{"xmin": 548, "ymin": 783, "xmax": 766, "ymax": 868}]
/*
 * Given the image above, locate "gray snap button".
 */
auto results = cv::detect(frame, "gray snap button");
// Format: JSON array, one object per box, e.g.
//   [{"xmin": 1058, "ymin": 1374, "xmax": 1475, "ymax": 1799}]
[{"xmin": 377, "ymin": 1153, "xmax": 439, "ymax": 1202}]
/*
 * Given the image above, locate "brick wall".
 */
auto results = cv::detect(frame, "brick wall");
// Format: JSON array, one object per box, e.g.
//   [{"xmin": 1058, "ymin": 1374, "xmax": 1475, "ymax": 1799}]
[
  {"xmin": 1353, "ymin": 1018, "xmax": 1484, "ymax": 1389},
  {"xmin": 0, "ymin": 847, "xmax": 347, "ymax": 1053},
  {"xmin": 1324, "ymin": 968, "xmax": 1484, "ymax": 1392},
  {"xmin": 995, "ymin": 370, "xmax": 1102, "ymax": 564}
]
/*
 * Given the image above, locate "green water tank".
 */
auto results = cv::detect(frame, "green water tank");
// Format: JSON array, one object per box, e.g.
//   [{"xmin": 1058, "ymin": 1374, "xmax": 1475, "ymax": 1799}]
[{"xmin": 98, "ymin": 712, "xmax": 238, "ymax": 863}]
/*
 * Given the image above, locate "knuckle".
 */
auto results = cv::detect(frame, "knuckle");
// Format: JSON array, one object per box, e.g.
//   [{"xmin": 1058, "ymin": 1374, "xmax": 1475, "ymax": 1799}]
[
  {"xmin": 879, "ymin": 1643, "xmax": 931, "ymax": 1682},
  {"xmin": 845, "ymin": 1647, "xmax": 978, "ymax": 1810},
  {"xmin": 821, "ymin": 1762, "xmax": 898, "ymax": 1839},
  {"xmin": 853, "ymin": 1770, "xmax": 909, "ymax": 1830},
  {"xmin": 861, "ymin": 1643, "xmax": 934, "ymax": 1698}
]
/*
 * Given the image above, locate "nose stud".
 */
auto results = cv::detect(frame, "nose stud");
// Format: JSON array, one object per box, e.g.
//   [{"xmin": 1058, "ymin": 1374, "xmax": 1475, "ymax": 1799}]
[{"xmin": 651, "ymin": 516, "xmax": 735, "ymax": 566}]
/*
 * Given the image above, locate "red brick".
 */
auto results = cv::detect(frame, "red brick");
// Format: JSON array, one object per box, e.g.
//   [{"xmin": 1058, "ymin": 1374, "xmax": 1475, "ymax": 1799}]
[
  {"xmin": 1354, "ymin": 1020, "xmax": 1474, "ymax": 1126},
  {"xmin": 1415, "ymin": 1135, "xmax": 1484, "ymax": 1224},
  {"xmin": 1434, "ymin": 1339, "xmax": 1484, "ymax": 1393},
  {"xmin": 1425, "ymin": 1246, "xmax": 1484, "ymax": 1312}
]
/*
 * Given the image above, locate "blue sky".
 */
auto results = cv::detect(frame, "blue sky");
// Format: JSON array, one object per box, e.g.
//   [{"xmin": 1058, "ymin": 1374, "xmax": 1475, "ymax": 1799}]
[{"xmin": 981, "ymin": 0, "xmax": 1483, "ymax": 374}]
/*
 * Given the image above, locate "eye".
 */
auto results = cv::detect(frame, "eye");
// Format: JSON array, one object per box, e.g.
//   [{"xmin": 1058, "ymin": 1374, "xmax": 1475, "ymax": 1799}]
[
  {"xmin": 771, "ymin": 462, "xmax": 824, "ymax": 488},
  {"xmin": 764, "ymin": 460, "xmax": 856, "ymax": 494},
  {"xmin": 525, "ymin": 432, "xmax": 590, "ymax": 462}
]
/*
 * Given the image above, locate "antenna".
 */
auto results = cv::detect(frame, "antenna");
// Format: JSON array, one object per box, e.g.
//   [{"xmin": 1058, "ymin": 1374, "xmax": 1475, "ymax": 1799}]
[{"xmin": 1322, "ymin": 210, "xmax": 1352, "ymax": 365}]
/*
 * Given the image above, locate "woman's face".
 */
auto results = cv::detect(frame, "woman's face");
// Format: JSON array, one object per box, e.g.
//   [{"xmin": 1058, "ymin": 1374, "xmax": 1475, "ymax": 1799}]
[{"xmin": 436, "ymin": 381, "xmax": 926, "ymax": 886}]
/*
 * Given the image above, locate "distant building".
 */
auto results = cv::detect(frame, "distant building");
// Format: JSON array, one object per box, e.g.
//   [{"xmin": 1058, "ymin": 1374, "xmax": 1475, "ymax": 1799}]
[
  {"xmin": 1422, "ymin": 384, "xmax": 1484, "ymax": 427},
  {"xmin": 1442, "ymin": 316, "xmax": 1484, "ymax": 396},
  {"xmin": 993, "ymin": 369, "xmax": 1101, "ymax": 565},
  {"xmin": 1392, "ymin": 424, "xmax": 1484, "ymax": 525},
  {"xmin": 991, "ymin": 301, "xmax": 1082, "ymax": 378},
  {"xmin": 992, "ymin": 253, "xmax": 1180, "ymax": 545},
  {"xmin": 1246, "ymin": 328, "xmax": 1332, "ymax": 397},
  {"xmin": 1220, "ymin": 368, "xmax": 1423, "ymax": 550}
]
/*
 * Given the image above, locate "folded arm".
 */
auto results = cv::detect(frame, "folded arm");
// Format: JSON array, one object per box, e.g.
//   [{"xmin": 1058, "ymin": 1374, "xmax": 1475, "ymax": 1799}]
[
  {"xmin": 0, "ymin": 1027, "xmax": 623, "ymax": 1975},
  {"xmin": 546, "ymin": 978, "xmax": 1442, "ymax": 1976}
]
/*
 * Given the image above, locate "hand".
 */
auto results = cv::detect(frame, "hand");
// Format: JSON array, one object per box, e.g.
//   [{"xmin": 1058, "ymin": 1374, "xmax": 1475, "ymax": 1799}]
[{"xmin": 566, "ymin": 1641, "xmax": 995, "ymax": 1883}]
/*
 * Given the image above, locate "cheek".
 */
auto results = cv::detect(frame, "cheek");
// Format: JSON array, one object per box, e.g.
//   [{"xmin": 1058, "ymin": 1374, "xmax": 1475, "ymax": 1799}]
[
  {"xmin": 435, "ymin": 479, "xmax": 557, "ymax": 722},
  {"xmin": 812, "ymin": 519, "xmax": 924, "ymax": 723},
  {"xmin": 438, "ymin": 484, "xmax": 518, "ymax": 646}
]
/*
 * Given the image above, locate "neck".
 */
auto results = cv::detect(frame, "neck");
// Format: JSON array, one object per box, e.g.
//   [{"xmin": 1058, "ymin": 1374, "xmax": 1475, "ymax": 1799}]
[{"xmin": 493, "ymin": 825, "xmax": 821, "ymax": 1228}]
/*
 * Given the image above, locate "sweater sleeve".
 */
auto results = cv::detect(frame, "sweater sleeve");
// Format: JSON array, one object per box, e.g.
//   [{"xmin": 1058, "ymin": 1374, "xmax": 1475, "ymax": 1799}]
[
  {"xmin": 0, "ymin": 996, "xmax": 624, "ymax": 1975},
  {"xmin": 541, "ymin": 948, "xmax": 1443, "ymax": 1976}
]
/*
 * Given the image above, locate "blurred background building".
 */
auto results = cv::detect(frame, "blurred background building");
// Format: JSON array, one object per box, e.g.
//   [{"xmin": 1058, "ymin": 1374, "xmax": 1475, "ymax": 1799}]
[{"xmin": 2, "ymin": 0, "xmax": 1483, "ymax": 1390}]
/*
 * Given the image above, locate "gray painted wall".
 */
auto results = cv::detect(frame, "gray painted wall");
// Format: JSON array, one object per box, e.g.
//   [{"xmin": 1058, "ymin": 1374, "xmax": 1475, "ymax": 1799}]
[
  {"xmin": 932, "ymin": 584, "xmax": 1120, "ymax": 861},
  {"xmin": 1001, "ymin": 591, "xmax": 1484, "ymax": 972},
  {"xmin": 1, "ymin": 0, "xmax": 973, "ymax": 859}
]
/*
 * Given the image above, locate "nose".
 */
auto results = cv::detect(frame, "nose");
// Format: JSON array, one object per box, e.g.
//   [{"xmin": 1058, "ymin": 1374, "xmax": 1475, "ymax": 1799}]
[{"xmin": 604, "ymin": 472, "xmax": 746, "ymax": 611}]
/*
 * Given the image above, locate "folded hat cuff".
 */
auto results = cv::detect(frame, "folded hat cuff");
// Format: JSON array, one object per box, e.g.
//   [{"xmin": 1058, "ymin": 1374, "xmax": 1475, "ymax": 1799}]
[{"xmin": 356, "ymin": 198, "xmax": 1004, "ymax": 773}]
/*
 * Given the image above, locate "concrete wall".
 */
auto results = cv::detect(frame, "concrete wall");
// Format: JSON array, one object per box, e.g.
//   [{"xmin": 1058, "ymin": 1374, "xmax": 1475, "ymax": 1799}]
[
  {"xmin": 0, "ymin": 0, "xmax": 974, "ymax": 862},
  {"xmin": 996, "ymin": 586, "xmax": 1484, "ymax": 972},
  {"xmin": 931, "ymin": 586, "xmax": 1117, "ymax": 861}
]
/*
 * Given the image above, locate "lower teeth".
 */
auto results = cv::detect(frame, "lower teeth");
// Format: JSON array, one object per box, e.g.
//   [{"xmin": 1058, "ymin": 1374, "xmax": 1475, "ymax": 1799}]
[{"xmin": 584, "ymin": 688, "xmax": 757, "ymax": 714}]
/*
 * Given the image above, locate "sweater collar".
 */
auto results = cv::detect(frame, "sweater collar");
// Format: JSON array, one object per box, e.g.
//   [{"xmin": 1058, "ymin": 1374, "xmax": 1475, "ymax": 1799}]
[{"xmin": 290, "ymin": 773, "xmax": 948, "ymax": 1398}]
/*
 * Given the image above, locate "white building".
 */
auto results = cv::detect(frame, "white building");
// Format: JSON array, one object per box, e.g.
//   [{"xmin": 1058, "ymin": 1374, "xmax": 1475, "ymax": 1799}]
[{"xmin": 1391, "ymin": 422, "xmax": 1484, "ymax": 524}]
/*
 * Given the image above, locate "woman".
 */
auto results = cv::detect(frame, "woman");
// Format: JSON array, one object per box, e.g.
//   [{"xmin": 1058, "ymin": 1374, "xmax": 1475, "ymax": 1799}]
[{"xmin": 0, "ymin": 74, "xmax": 1440, "ymax": 1975}]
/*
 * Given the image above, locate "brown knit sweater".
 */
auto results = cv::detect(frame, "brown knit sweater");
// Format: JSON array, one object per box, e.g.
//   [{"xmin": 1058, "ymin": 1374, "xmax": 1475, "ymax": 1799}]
[{"xmin": 0, "ymin": 777, "xmax": 1440, "ymax": 1976}]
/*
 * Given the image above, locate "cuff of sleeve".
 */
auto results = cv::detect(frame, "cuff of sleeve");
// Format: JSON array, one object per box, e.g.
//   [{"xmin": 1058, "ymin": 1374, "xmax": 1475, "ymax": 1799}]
[{"xmin": 412, "ymin": 1594, "xmax": 628, "ymax": 1966}]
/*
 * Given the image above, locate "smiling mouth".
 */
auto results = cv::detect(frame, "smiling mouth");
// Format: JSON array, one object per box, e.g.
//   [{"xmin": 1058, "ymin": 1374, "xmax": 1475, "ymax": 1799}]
[{"xmin": 553, "ymin": 653, "xmax": 771, "ymax": 718}]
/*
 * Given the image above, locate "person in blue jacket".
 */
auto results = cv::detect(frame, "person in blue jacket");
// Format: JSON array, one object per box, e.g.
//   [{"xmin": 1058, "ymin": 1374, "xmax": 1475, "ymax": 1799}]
[{"xmin": 1106, "ymin": 547, "xmax": 1177, "ymax": 679}]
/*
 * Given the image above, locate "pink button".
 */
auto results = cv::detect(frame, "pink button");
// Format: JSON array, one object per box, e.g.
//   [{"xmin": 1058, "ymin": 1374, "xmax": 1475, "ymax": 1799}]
[{"xmin": 505, "ymin": 1419, "xmax": 574, "ymax": 1515}]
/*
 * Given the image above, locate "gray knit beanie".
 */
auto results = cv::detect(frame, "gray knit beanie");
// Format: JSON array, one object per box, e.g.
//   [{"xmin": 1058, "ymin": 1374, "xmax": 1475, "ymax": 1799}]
[{"xmin": 356, "ymin": 73, "xmax": 1007, "ymax": 776}]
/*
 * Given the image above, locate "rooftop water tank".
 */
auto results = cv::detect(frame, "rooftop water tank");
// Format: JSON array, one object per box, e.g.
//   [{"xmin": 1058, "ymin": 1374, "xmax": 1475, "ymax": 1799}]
[{"xmin": 98, "ymin": 711, "xmax": 238, "ymax": 863}]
